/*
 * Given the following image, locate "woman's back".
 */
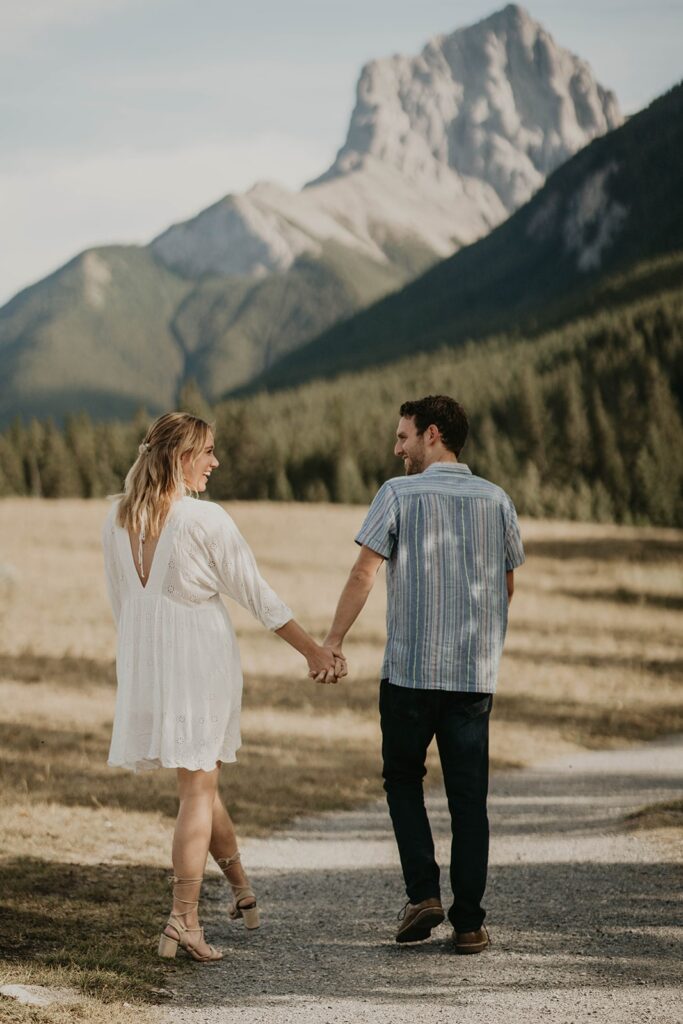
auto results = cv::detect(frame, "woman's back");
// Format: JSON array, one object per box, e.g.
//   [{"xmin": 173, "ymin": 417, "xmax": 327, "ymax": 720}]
[{"xmin": 102, "ymin": 496, "xmax": 291, "ymax": 772}]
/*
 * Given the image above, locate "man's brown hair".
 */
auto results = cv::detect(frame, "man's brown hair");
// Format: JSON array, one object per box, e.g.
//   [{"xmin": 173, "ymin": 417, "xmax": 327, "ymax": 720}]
[{"xmin": 400, "ymin": 395, "xmax": 469, "ymax": 456}]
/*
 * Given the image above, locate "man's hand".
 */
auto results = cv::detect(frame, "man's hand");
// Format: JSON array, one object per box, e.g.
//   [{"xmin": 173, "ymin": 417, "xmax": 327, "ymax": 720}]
[
  {"xmin": 315, "ymin": 637, "xmax": 348, "ymax": 683},
  {"xmin": 322, "ymin": 637, "xmax": 346, "ymax": 672},
  {"xmin": 306, "ymin": 643, "xmax": 347, "ymax": 684}
]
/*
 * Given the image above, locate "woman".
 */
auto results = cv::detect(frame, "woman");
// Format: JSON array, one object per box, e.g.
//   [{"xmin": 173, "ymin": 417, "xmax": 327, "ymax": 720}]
[{"xmin": 102, "ymin": 412, "xmax": 344, "ymax": 962}]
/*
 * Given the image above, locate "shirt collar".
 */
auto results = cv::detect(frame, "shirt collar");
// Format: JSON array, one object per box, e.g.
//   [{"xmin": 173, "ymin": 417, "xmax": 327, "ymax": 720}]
[{"xmin": 423, "ymin": 461, "xmax": 471, "ymax": 475}]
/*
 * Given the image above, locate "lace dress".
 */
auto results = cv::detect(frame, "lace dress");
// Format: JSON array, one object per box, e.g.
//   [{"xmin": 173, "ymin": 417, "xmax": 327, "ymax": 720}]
[{"xmin": 102, "ymin": 496, "xmax": 292, "ymax": 772}]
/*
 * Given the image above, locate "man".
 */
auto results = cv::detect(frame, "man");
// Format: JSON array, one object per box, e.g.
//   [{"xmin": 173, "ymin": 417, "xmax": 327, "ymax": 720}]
[{"xmin": 323, "ymin": 395, "xmax": 524, "ymax": 953}]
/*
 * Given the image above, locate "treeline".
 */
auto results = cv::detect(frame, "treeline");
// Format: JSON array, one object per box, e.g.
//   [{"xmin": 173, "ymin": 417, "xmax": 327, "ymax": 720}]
[{"xmin": 1, "ymin": 288, "xmax": 682, "ymax": 526}]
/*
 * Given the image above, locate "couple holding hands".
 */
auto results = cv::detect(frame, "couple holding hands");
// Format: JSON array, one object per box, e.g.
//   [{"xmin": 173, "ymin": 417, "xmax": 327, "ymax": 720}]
[{"xmin": 102, "ymin": 396, "xmax": 524, "ymax": 963}]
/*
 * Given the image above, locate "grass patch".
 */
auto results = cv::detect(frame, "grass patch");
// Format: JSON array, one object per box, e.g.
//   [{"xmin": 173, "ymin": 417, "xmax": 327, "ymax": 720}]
[
  {"xmin": 0, "ymin": 987, "xmax": 161, "ymax": 1024},
  {"xmin": 625, "ymin": 798, "xmax": 683, "ymax": 831},
  {"xmin": 560, "ymin": 588, "xmax": 683, "ymax": 611},
  {"xmin": 492, "ymin": 694, "xmax": 683, "ymax": 747},
  {"xmin": 0, "ymin": 858, "xmax": 187, "ymax": 1004},
  {"xmin": 520, "ymin": 534, "xmax": 683, "ymax": 564},
  {"xmin": 0, "ymin": 654, "xmax": 115, "ymax": 689},
  {"xmin": 0, "ymin": 720, "xmax": 181, "ymax": 818},
  {"xmin": 0, "ymin": 703, "xmax": 383, "ymax": 828}
]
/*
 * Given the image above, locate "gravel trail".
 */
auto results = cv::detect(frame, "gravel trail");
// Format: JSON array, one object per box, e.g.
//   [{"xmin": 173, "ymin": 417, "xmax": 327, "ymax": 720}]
[{"xmin": 158, "ymin": 736, "xmax": 682, "ymax": 1024}]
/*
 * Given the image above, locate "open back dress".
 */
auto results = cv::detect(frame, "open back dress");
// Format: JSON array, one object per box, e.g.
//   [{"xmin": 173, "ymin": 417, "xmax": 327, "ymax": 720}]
[{"xmin": 102, "ymin": 496, "xmax": 292, "ymax": 773}]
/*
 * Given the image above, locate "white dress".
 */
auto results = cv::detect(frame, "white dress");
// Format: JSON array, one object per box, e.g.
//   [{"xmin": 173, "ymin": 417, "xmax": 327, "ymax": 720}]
[{"xmin": 102, "ymin": 496, "xmax": 292, "ymax": 773}]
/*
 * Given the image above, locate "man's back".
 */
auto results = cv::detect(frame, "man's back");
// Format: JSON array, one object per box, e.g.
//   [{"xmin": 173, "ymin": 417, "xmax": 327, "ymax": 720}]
[{"xmin": 355, "ymin": 462, "xmax": 524, "ymax": 693}]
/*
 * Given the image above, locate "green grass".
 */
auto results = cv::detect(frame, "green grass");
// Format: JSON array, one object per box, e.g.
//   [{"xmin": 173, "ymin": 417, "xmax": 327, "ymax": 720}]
[{"xmin": 0, "ymin": 859, "xmax": 179, "ymax": 1004}]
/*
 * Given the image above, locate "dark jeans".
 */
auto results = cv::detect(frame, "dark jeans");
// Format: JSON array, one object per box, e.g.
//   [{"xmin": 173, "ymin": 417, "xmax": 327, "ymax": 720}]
[{"xmin": 379, "ymin": 678, "xmax": 492, "ymax": 932}]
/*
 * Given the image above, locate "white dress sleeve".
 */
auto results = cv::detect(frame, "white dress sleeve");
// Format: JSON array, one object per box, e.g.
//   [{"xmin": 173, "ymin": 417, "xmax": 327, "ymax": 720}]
[
  {"xmin": 209, "ymin": 510, "xmax": 293, "ymax": 631},
  {"xmin": 101, "ymin": 511, "xmax": 122, "ymax": 625}
]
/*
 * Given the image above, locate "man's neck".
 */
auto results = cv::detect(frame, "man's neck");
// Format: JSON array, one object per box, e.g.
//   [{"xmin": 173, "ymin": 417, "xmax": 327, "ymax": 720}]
[{"xmin": 425, "ymin": 451, "xmax": 458, "ymax": 469}]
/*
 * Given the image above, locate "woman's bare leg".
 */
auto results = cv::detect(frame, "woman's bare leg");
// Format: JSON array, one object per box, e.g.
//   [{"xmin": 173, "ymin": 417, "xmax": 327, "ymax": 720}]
[
  {"xmin": 166, "ymin": 766, "xmax": 220, "ymax": 954},
  {"xmin": 209, "ymin": 790, "xmax": 251, "ymax": 893}
]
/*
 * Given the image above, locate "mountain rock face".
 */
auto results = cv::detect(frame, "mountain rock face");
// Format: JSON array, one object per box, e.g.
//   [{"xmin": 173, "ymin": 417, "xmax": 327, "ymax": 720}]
[
  {"xmin": 249, "ymin": 82, "xmax": 683, "ymax": 393},
  {"xmin": 151, "ymin": 182, "xmax": 384, "ymax": 279},
  {"xmin": 1, "ymin": 5, "xmax": 622, "ymax": 423},
  {"xmin": 152, "ymin": 4, "xmax": 620, "ymax": 281},
  {"xmin": 314, "ymin": 4, "xmax": 620, "ymax": 210}
]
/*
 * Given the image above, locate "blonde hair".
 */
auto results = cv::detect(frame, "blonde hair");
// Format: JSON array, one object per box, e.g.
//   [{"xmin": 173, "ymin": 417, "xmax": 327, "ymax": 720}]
[{"xmin": 117, "ymin": 412, "xmax": 213, "ymax": 537}]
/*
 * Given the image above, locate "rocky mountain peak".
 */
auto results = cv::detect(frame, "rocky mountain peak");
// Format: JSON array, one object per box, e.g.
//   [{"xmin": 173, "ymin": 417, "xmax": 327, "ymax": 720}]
[{"xmin": 311, "ymin": 5, "xmax": 621, "ymax": 210}]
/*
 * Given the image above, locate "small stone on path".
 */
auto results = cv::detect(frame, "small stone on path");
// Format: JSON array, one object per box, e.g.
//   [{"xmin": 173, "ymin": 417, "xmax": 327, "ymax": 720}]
[{"xmin": 0, "ymin": 983, "xmax": 80, "ymax": 1007}]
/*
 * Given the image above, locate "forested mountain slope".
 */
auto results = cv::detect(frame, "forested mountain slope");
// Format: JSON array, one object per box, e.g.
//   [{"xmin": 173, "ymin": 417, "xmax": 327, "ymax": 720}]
[{"xmin": 248, "ymin": 83, "xmax": 683, "ymax": 393}]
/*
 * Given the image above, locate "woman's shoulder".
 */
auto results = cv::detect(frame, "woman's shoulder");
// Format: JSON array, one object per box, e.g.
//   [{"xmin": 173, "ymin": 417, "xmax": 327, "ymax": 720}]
[
  {"xmin": 175, "ymin": 496, "xmax": 234, "ymax": 533},
  {"xmin": 103, "ymin": 495, "xmax": 122, "ymax": 530}
]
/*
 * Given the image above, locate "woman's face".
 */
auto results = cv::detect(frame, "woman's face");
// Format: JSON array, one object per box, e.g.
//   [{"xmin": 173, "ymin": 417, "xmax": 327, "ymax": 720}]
[{"xmin": 181, "ymin": 431, "xmax": 219, "ymax": 492}]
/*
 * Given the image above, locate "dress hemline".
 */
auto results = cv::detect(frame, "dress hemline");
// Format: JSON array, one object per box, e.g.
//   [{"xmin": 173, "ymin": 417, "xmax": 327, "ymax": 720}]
[{"xmin": 107, "ymin": 751, "xmax": 238, "ymax": 774}]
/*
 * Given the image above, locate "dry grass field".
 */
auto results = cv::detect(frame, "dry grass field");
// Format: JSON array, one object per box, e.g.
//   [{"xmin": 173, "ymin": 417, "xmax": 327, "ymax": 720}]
[{"xmin": 0, "ymin": 498, "xmax": 682, "ymax": 1020}]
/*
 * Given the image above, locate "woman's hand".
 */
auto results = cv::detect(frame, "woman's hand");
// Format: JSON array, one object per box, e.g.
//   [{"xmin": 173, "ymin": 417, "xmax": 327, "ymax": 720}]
[
  {"xmin": 273, "ymin": 620, "xmax": 347, "ymax": 684},
  {"xmin": 307, "ymin": 644, "xmax": 347, "ymax": 684}
]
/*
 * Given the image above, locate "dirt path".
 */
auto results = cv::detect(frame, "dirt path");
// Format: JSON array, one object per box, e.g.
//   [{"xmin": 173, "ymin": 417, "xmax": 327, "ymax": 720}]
[{"xmin": 158, "ymin": 736, "xmax": 682, "ymax": 1024}]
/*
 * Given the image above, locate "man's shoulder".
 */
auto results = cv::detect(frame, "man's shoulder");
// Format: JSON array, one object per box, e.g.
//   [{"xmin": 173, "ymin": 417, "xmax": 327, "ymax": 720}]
[
  {"xmin": 463, "ymin": 473, "xmax": 513, "ymax": 508},
  {"xmin": 376, "ymin": 475, "xmax": 409, "ymax": 495},
  {"xmin": 381, "ymin": 470, "xmax": 511, "ymax": 507}
]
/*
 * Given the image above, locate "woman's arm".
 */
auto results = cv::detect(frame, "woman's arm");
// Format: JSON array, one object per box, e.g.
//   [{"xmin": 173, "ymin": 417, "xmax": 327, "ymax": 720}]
[
  {"xmin": 275, "ymin": 619, "xmax": 346, "ymax": 684},
  {"xmin": 211, "ymin": 511, "xmax": 345, "ymax": 682}
]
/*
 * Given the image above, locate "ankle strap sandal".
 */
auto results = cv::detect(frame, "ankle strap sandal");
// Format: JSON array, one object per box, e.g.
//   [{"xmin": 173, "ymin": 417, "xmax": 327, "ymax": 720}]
[
  {"xmin": 158, "ymin": 875, "xmax": 223, "ymax": 962},
  {"xmin": 215, "ymin": 851, "xmax": 260, "ymax": 930}
]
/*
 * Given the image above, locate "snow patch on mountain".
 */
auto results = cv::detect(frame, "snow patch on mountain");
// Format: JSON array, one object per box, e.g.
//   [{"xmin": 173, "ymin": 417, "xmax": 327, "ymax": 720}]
[
  {"xmin": 81, "ymin": 252, "xmax": 112, "ymax": 308},
  {"xmin": 563, "ymin": 163, "xmax": 628, "ymax": 271},
  {"xmin": 151, "ymin": 182, "xmax": 382, "ymax": 279}
]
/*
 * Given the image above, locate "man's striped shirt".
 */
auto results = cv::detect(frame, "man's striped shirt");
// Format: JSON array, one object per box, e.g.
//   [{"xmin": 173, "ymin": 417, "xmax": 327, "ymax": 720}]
[{"xmin": 355, "ymin": 462, "xmax": 525, "ymax": 693}]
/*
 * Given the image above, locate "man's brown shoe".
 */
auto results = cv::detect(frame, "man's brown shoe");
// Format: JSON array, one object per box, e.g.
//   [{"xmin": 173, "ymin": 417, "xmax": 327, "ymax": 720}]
[
  {"xmin": 453, "ymin": 925, "xmax": 490, "ymax": 954},
  {"xmin": 396, "ymin": 899, "xmax": 445, "ymax": 943}
]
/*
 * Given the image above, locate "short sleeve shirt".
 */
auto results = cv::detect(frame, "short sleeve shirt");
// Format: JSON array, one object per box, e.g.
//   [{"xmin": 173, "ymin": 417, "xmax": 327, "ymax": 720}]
[{"xmin": 355, "ymin": 462, "xmax": 524, "ymax": 692}]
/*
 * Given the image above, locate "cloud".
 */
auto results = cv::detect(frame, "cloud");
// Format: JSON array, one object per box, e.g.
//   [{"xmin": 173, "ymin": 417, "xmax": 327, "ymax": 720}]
[{"xmin": 0, "ymin": 134, "xmax": 335, "ymax": 305}]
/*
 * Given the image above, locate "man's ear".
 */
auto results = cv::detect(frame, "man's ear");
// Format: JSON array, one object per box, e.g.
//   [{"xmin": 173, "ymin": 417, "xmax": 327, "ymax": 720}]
[{"xmin": 426, "ymin": 423, "xmax": 440, "ymax": 446}]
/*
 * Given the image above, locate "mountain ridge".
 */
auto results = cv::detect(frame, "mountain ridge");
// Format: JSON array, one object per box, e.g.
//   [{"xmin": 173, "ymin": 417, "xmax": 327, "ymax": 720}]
[
  {"xmin": 0, "ymin": 5, "xmax": 621, "ymax": 424},
  {"xmin": 245, "ymin": 81, "xmax": 683, "ymax": 395}
]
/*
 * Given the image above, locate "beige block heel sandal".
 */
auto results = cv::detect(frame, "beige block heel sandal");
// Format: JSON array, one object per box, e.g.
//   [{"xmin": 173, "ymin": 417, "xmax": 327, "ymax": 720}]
[
  {"xmin": 215, "ymin": 851, "xmax": 260, "ymax": 929},
  {"xmin": 158, "ymin": 875, "xmax": 223, "ymax": 962}
]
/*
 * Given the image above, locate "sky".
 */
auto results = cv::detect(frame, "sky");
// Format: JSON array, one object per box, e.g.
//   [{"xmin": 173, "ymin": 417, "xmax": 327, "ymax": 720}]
[{"xmin": 1, "ymin": 0, "xmax": 681, "ymax": 306}]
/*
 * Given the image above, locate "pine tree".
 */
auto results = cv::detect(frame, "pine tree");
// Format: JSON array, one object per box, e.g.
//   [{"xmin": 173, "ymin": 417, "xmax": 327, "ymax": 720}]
[
  {"xmin": 561, "ymin": 363, "xmax": 590, "ymax": 474},
  {"xmin": 25, "ymin": 420, "xmax": 44, "ymax": 497},
  {"xmin": 0, "ymin": 433, "xmax": 26, "ymax": 495},
  {"xmin": 590, "ymin": 387, "xmax": 630, "ymax": 519},
  {"xmin": 40, "ymin": 421, "xmax": 82, "ymax": 497},
  {"xmin": 514, "ymin": 367, "xmax": 547, "ymax": 474},
  {"xmin": 178, "ymin": 379, "xmax": 214, "ymax": 422},
  {"xmin": 334, "ymin": 451, "xmax": 367, "ymax": 504},
  {"xmin": 592, "ymin": 481, "xmax": 615, "ymax": 522},
  {"xmin": 633, "ymin": 360, "xmax": 683, "ymax": 524},
  {"xmin": 64, "ymin": 412, "xmax": 100, "ymax": 497}
]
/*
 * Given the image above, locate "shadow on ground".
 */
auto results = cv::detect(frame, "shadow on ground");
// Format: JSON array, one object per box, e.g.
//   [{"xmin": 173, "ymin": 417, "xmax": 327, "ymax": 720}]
[
  {"xmin": 175, "ymin": 863, "xmax": 680, "ymax": 1007},
  {"xmin": 523, "ymin": 536, "xmax": 683, "ymax": 563},
  {"xmin": 169, "ymin": 746, "xmax": 682, "ymax": 1009},
  {"xmin": 0, "ymin": 858, "xmax": 174, "ymax": 1000}
]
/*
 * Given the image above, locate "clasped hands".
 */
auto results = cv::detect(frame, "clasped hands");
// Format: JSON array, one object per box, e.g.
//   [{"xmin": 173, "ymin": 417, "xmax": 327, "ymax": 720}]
[{"xmin": 307, "ymin": 636, "xmax": 346, "ymax": 685}]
